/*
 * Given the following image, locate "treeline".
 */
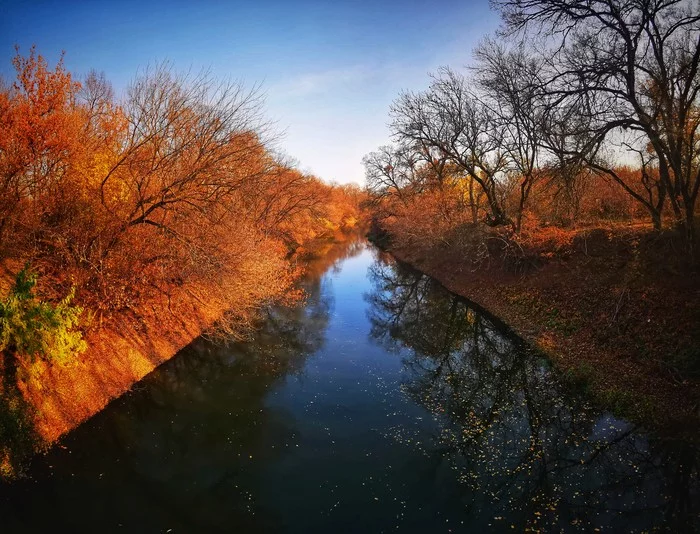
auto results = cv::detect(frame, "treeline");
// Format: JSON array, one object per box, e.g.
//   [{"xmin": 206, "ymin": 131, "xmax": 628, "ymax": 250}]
[
  {"xmin": 0, "ymin": 48, "xmax": 363, "ymax": 373},
  {"xmin": 365, "ymin": 0, "xmax": 699, "ymax": 253}
]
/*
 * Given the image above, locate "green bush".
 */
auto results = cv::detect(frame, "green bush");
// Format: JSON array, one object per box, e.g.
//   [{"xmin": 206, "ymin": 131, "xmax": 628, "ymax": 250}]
[
  {"xmin": 0, "ymin": 265, "xmax": 86, "ymax": 371},
  {"xmin": 0, "ymin": 265, "xmax": 86, "ymax": 478},
  {"xmin": 0, "ymin": 389, "xmax": 41, "ymax": 478}
]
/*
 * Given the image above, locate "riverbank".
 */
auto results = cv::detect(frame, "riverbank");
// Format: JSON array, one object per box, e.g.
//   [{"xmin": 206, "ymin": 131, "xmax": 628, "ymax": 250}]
[
  {"xmin": 382, "ymin": 225, "xmax": 700, "ymax": 435},
  {"xmin": 20, "ymin": 278, "xmax": 236, "ymax": 445},
  {"xmin": 6, "ymin": 238, "xmax": 695, "ymax": 533},
  {"xmin": 1, "ymin": 233, "xmax": 362, "ymax": 476}
]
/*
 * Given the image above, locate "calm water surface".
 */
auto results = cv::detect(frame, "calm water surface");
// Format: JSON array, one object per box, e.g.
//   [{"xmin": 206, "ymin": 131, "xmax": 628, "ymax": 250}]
[{"xmin": 0, "ymin": 241, "xmax": 697, "ymax": 532}]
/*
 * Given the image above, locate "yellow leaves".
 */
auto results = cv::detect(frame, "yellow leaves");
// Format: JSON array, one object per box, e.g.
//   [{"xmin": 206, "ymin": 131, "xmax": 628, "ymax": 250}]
[
  {"xmin": 322, "ymin": 218, "xmax": 339, "ymax": 232},
  {"xmin": 91, "ymin": 150, "xmax": 114, "ymax": 183}
]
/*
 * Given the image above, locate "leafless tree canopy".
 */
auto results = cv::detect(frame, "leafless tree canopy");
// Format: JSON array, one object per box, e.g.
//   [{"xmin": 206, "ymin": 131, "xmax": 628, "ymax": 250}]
[
  {"xmin": 365, "ymin": 0, "xmax": 699, "ymax": 245},
  {"xmin": 495, "ymin": 0, "xmax": 700, "ymax": 240}
]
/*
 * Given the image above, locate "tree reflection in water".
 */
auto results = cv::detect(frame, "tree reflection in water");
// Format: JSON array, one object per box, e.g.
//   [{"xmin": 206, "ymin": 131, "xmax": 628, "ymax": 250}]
[
  {"xmin": 1, "ymin": 241, "xmax": 696, "ymax": 533},
  {"xmin": 365, "ymin": 255, "xmax": 699, "ymax": 531},
  {"xmin": 0, "ymin": 240, "xmax": 365, "ymax": 533}
]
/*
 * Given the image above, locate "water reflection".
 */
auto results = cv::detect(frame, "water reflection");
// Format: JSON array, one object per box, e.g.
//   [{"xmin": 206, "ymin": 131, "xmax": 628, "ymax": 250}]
[
  {"xmin": 0, "ymin": 241, "xmax": 364, "ymax": 533},
  {"xmin": 366, "ymin": 257, "xmax": 699, "ymax": 532},
  {"xmin": 0, "ymin": 241, "xmax": 696, "ymax": 533}
]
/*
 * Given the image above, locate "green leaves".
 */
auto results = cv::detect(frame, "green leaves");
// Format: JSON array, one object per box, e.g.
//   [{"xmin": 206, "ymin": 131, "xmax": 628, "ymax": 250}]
[{"xmin": 0, "ymin": 265, "xmax": 86, "ymax": 367}]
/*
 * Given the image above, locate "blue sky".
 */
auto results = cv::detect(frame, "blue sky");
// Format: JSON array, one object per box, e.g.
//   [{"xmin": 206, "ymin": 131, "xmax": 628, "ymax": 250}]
[{"xmin": 0, "ymin": 0, "xmax": 501, "ymax": 185}]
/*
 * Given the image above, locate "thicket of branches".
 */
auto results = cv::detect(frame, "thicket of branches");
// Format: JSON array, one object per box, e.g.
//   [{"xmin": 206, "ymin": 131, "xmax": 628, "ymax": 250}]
[
  {"xmin": 0, "ymin": 48, "xmax": 363, "ymax": 320},
  {"xmin": 0, "ymin": 48, "xmax": 365, "ymax": 474},
  {"xmin": 365, "ymin": 0, "xmax": 699, "ymax": 253}
]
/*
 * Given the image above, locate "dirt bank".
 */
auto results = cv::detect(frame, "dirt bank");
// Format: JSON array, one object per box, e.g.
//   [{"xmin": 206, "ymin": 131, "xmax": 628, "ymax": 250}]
[
  {"xmin": 10, "ymin": 235, "xmax": 359, "ymax": 449},
  {"xmin": 19, "ymin": 279, "xmax": 245, "ymax": 444},
  {"xmin": 386, "ymin": 227, "xmax": 700, "ymax": 435}
]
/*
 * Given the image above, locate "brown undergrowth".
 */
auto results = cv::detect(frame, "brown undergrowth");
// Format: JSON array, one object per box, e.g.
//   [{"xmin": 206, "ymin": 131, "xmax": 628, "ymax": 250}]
[{"xmin": 386, "ymin": 224, "xmax": 700, "ymax": 436}]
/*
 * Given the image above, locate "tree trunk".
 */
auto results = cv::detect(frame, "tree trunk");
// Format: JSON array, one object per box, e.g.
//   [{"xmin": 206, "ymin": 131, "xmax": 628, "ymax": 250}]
[
  {"xmin": 469, "ymin": 180, "xmax": 478, "ymax": 224},
  {"xmin": 1, "ymin": 349, "xmax": 19, "ymax": 394},
  {"xmin": 682, "ymin": 206, "xmax": 696, "ymax": 255},
  {"xmin": 485, "ymin": 186, "xmax": 509, "ymax": 227}
]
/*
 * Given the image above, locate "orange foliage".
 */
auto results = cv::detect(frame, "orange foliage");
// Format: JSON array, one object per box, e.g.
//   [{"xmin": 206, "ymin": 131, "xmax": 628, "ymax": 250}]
[
  {"xmin": 0, "ymin": 48, "xmax": 364, "ymax": 320},
  {"xmin": 381, "ymin": 182, "xmax": 477, "ymax": 250},
  {"xmin": 370, "ymin": 157, "xmax": 672, "ymax": 260}
]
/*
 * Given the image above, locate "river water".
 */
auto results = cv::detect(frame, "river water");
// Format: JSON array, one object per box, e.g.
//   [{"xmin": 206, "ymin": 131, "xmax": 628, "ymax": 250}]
[{"xmin": 0, "ymin": 240, "xmax": 697, "ymax": 532}]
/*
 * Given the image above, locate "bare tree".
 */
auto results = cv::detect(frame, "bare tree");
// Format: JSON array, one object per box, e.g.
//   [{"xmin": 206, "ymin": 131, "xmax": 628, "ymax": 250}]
[
  {"xmin": 495, "ymin": 0, "xmax": 700, "ymax": 245},
  {"xmin": 390, "ymin": 68, "xmax": 511, "ymax": 227},
  {"xmin": 475, "ymin": 39, "xmax": 547, "ymax": 231},
  {"xmin": 363, "ymin": 144, "xmax": 423, "ymax": 205},
  {"xmin": 99, "ymin": 65, "xmax": 268, "ymax": 229}
]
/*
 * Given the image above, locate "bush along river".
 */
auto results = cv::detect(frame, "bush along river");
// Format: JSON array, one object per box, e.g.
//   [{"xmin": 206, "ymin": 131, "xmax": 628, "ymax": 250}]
[{"xmin": 0, "ymin": 240, "xmax": 697, "ymax": 533}]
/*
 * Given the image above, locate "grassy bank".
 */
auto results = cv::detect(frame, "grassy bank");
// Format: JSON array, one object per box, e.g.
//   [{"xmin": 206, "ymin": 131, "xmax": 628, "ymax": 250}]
[{"xmin": 381, "ymin": 225, "xmax": 700, "ymax": 436}]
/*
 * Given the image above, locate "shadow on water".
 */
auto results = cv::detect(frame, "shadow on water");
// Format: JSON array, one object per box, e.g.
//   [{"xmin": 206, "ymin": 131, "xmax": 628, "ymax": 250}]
[
  {"xmin": 0, "ymin": 241, "xmax": 364, "ymax": 533},
  {"xmin": 365, "ymin": 256, "xmax": 699, "ymax": 532}
]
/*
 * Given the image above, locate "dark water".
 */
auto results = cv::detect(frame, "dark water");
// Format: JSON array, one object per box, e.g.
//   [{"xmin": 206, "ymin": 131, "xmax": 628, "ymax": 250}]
[{"xmin": 0, "ymin": 241, "xmax": 698, "ymax": 533}]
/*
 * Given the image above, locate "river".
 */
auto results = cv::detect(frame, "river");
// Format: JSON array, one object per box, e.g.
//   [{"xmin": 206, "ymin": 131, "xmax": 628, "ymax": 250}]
[{"xmin": 0, "ymin": 240, "xmax": 697, "ymax": 532}]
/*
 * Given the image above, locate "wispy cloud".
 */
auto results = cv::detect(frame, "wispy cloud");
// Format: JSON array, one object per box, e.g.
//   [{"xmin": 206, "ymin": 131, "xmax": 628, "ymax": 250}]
[{"xmin": 269, "ymin": 65, "xmax": 372, "ymax": 99}]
